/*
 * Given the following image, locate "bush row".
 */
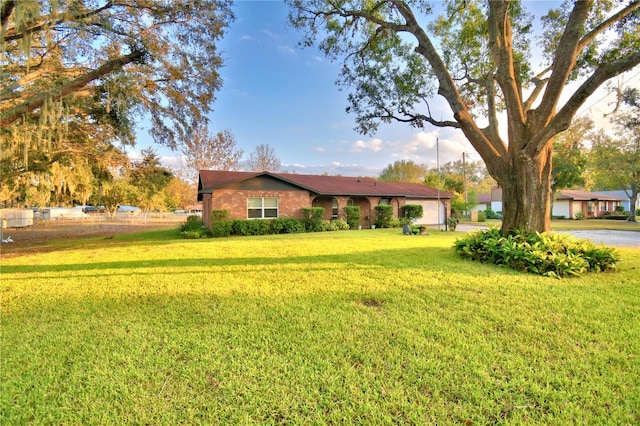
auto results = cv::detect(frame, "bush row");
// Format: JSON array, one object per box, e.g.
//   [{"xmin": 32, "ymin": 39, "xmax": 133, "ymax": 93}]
[
  {"xmin": 453, "ymin": 227, "xmax": 618, "ymax": 278},
  {"xmin": 180, "ymin": 213, "xmax": 350, "ymax": 239}
]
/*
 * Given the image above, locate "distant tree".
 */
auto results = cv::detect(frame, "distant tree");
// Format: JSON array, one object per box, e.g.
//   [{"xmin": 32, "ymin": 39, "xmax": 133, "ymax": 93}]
[
  {"xmin": 379, "ymin": 160, "xmax": 427, "ymax": 182},
  {"xmin": 181, "ymin": 126, "xmax": 243, "ymax": 176},
  {"xmin": 551, "ymin": 116, "xmax": 591, "ymax": 196},
  {"xmin": 101, "ymin": 178, "xmax": 140, "ymax": 213},
  {"xmin": 590, "ymin": 99, "xmax": 640, "ymax": 222},
  {"xmin": 163, "ymin": 176, "xmax": 196, "ymax": 211},
  {"xmin": 247, "ymin": 144, "xmax": 281, "ymax": 172},
  {"xmin": 130, "ymin": 148, "xmax": 173, "ymax": 211}
]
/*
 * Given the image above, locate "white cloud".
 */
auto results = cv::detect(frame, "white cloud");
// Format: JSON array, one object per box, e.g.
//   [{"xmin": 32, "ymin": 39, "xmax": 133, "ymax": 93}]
[
  {"xmin": 239, "ymin": 34, "xmax": 253, "ymax": 42},
  {"xmin": 351, "ymin": 138, "xmax": 383, "ymax": 152},
  {"xmin": 278, "ymin": 44, "xmax": 297, "ymax": 56},
  {"xmin": 314, "ymin": 147, "xmax": 325, "ymax": 152}
]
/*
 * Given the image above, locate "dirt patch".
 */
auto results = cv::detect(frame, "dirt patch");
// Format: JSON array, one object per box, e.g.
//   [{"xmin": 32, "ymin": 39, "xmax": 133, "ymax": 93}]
[{"xmin": 0, "ymin": 219, "xmax": 181, "ymax": 258}]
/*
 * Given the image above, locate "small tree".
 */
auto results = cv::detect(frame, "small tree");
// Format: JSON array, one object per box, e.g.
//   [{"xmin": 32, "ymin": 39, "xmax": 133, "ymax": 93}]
[
  {"xmin": 343, "ymin": 206, "xmax": 361, "ymax": 229},
  {"xmin": 401, "ymin": 204, "xmax": 423, "ymax": 224},
  {"xmin": 374, "ymin": 205, "xmax": 394, "ymax": 228},
  {"xmin": 302, "ymin": 207, "xmax": 325, "ymax": 232}
]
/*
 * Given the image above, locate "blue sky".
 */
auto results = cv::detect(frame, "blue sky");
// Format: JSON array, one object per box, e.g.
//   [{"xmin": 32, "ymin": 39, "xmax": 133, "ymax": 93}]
[{"xmin": 133, "ymin": 0, "xmax": 637, "ymax": 177}]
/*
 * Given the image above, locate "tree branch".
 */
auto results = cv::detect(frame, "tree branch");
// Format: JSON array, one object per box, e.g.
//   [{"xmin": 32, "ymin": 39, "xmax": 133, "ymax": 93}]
[
  {"xmin": 4, "ymin": 1, "xmax": 115, "ymax": 42},
  {"xmin": 1, "ymin": 0, "xmax": 15, "ymax": 28},
  {"xmin": 0, "ymin": 50, "xmax": 144, "ymax": 127},
  {"xmin": 534, "ymin": 0, "xmax": 592, "ymax": 127},
  {"xmin": 530, "ymin": 49, "xmax": 640, "ymax": 154},
  {"xmin": 487, "ymin": 1, "xmax": 525, "ymax": 128}
]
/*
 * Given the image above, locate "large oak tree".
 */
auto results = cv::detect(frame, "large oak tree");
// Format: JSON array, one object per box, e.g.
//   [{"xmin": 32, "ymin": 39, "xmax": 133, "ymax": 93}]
[
  {"xmin": 1, "ymin": 0, "xmax": 233, "ymax": 182},
  {"xmin": 288, "ymin": 0, "xmax": 640, "ymax": 233}
]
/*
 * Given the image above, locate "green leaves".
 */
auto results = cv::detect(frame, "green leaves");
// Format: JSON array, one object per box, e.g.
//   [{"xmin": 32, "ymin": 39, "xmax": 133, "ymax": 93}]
[{"xmin": 453, "ymin": 228, "xmax": 619, "ymax": 277}]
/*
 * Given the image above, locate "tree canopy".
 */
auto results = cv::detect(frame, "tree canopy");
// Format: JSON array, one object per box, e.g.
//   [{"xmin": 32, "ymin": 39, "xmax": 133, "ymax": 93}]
[
  {"xmin": 1, "ymin": 0, "xmax": 233, "ymax": 209},
  {"xmin": 378, "ymin": 159, "xmax": 427, "ymax": 182},
  {"xmin": 1, "ymin": 0, "xmax": 233, "ymax": 171},
  {"xmin": 289, "ymin": 0, "xmax": 640, "ymax": 233}
]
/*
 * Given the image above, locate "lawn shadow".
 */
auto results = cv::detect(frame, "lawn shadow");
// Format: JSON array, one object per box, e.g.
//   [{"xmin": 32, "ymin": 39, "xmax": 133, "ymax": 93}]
[{"xmin": 3, "ymin": 244, "xmax": 506, "ymax": 279}]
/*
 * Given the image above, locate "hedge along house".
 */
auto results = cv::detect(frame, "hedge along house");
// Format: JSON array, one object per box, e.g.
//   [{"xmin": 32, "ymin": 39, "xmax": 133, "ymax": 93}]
[{"xmin": 198, "ymin": 171, "xmax": 452, "ymax": 229}]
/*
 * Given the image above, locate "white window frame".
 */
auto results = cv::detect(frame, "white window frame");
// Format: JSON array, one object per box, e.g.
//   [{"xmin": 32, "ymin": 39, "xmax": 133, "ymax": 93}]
[{"xmin": 247, "ymin": 197, "xmax": 279, "ymax": 219}]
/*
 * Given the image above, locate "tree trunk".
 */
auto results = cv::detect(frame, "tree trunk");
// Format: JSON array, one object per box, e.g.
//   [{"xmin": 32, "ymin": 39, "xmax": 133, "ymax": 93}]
[
  {"xmin": 495, "ymin": 145, "xmax": 553, "ymax": 234},
  {"xmin": 628, "ymin": 191, "xmax": 638, "ymax": 223}
]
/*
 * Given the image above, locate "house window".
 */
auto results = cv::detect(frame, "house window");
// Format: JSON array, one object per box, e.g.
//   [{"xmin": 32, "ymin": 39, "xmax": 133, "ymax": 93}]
[
  {"xmin": 347, "ymin": 199, "xmax": 355, "ymax": 206},
  {"xmin": 379, "ymin": 198, "xmax": 391, "ymax": 205},
  {"xmin": 248, "ymin": 197, "xmax": 278, "ymax": 219},
  {"xmin": 332, "ymin": 199, "xmax": 338, "ymax": 218}
]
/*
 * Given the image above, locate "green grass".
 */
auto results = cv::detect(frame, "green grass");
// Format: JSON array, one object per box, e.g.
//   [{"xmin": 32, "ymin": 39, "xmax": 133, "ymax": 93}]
[
  {"xmin": 2, "ymin": 228, "xmax": 639, "ymax": 424},
  {"xmin": 472, "ymin": 218, "xmax": 640, "ymax": 232}
]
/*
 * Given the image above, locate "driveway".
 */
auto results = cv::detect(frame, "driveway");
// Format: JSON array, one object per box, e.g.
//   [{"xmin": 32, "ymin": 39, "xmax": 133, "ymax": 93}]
[{"xmin": 456, "ymin": 224, "xmax": 640, "ymax": 248}]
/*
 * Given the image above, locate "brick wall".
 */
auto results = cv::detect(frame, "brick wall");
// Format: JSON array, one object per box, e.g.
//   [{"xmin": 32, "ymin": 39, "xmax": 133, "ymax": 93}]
[{"xmin": 211, "ymin": 189, "xmax": 312, "ymax": 220}]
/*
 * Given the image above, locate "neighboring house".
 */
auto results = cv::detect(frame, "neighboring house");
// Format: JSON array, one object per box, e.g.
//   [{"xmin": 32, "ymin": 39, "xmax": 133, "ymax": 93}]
[
  {"xmin": 592, "ymin": 190, "xmax": 639, "ymax": 213},
  {"xmin": 473, "ymin": 187, "xmax": 624, "ymax": 219},
  {"xmin": 197, "ymin": 171, "xmax": 452, "ymax": 228},
  {"xmin": 553, "ymin": 190, "xmax": 624, "ymax": 219},
  {"xmin": 470, "ymin": 193, "xmax": 491, "ymax": 212},
  {"xmin": 471, "ymin": 188, "xmax": 504, "ymax": 213}
]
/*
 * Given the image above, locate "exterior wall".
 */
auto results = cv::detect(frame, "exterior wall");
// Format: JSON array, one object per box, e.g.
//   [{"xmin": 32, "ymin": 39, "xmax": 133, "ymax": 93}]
[
  {"xmin": 571, "ymin": 201, "xmax": 583, "ymax": 219},
  {"xmin": 552, "ymin": 200, "xmax": 571, "ymax": 218},
  {"xmin": 211, "ymin": 189, "xmax": 311, "ymax": 220},
  {"xmin": 408, "ymin": 199, "xmax": 447, "ymax": 225}
]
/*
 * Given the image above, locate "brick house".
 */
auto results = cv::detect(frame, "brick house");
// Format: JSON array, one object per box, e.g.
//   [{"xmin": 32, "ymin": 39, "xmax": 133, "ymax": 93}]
[{"xmin": 198, "ymin": 171, "xmax": 452, "ymax": 228}]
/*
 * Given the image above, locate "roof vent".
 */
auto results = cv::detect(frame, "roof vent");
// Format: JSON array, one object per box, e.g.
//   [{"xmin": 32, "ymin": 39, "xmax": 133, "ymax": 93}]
[{"xmin": 357, "ymin": 179, "xmax": 362, "ymax": 183}]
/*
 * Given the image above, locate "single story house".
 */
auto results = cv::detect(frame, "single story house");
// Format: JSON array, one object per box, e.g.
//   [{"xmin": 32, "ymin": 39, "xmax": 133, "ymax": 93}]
[
  {"xmin": 473, "ymin": 187, "xmax": 624, "ymax": 219},
  {"xmin": 197, "ymin": 171, "xmax": 452, "ymax": 228},
  {"xmin": 592, "ymin": 190, "xmax": 639, "ymax": 213},
  {"xmin": 554, "ymin": 189, "xmax": 624, "ymax": 219}
]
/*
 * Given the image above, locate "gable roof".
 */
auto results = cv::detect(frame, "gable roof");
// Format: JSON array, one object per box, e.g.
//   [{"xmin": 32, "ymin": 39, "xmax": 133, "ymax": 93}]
[{"xmin": 198, "ymin": 170, "xmax": 452, "ymax": 199}]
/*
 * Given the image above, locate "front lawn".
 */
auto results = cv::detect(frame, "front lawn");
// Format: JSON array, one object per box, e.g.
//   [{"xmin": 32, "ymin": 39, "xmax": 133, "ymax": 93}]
[{"xmin": 2, "ymin": 229, "xmax": 639, "ymax": 424}]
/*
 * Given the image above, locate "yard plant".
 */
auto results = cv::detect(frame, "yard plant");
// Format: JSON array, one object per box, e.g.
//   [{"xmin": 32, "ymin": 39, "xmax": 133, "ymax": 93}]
[
  {"xmin": 454, "ymin": 228, "xmax": 619, "ymax": 277},
  {"xmin": 2, "ymin": 228, "xmax": 639, "ymax": 424}
]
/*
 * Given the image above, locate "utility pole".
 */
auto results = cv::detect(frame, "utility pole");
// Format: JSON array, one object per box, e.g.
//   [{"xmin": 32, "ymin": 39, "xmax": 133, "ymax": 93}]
[{"xmin": 462, "ymin": 152, "xmax": 468, "ymax": 216}]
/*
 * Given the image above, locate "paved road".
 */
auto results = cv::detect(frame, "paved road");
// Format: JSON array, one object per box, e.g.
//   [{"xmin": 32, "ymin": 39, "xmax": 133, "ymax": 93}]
[{"xmin": 456, "ymin": 224, "xmax": 640, "ymax": 248}]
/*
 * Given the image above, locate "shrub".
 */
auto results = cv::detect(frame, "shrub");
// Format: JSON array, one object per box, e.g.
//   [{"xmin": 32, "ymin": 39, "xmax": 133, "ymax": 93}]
[
  {"xmin": 270, "ymin": 217, "xmax": 306, "ymax": 234},
  {"xmin": 389, "ymin": 218, "xmax": 403, "ymax": 228},
  {"xmin": 574, "ymin": 211, "xmax": 586, "ymax": 220},
  {"xmin": 211, "ymin": 209, "xmax": 229, "ymax": 221},
  {"xmin": 483, "ymin": 208, "xmax": 503, "ymax": 220},
  {"xmin": 210, "ymin": 220, "xmax": 233, "ymax": 238},
  {"xmin": 453, "ymin": 228, "xmax": 619, "ymax": 278},
  {"xmin": 321, "ymin": 219, "xmax": 349, "ymax": 232},
  {"xmin": 374, "ymin": 205, "xmax": 394, "ymax": 228},
  {"xmin": 302, "ymin": 207, "xmax": 325, "ymax": 232},
  {"xmin": 180, "ymin": 215, "xmax": 209, "ymax": 239},
  {"xmin": 343, "ymin": 206, "xmax": 361, "ymax": 229},
  {"xmin": 447, "ymin": 216, "xmax": 458, "ymax": 231},
  {"xmin": 401, "ymin": 204, "xmax": 423, "ymax": 224},
  {"xmin": 477, "ymin": 211, "xmax": 486, "ymax": 222},
  {"xmin": 232, "ymin": 219, "xmax": 272, "ymax": 236},
  {"xmin": 614, "ymin": 205, "xmax": 625, "ymax": 213}
]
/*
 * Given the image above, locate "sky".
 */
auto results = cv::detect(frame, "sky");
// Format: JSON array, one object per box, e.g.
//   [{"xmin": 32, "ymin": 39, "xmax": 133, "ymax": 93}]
[{"xmin": 132, "ymin": 0, "xmax": 639, "ymax": 178}]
